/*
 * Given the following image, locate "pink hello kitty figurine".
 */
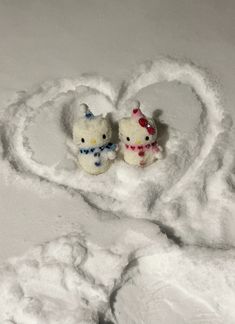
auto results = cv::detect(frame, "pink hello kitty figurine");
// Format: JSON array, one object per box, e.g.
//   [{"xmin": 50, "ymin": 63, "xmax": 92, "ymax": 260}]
[{"xmin": 119, "ymin": 101, "xmax": 163, "ymax": 167}]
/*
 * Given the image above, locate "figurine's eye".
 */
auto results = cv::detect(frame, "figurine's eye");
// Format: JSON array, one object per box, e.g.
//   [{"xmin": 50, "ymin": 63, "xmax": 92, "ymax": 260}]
[
  {"xmin": 81, "ymin": 138, "xmax": 85, "ymax": 143},
  {"xmin": 126, "ymin": 137, "xmax": 130, "ymax": 141},
  {"xmin": 102, "ymin": 134, "xmax": 106, "ymax": 139},
  {"xmin": 145, "ymin": 136, "xmax": 149, "ymax": 141}
]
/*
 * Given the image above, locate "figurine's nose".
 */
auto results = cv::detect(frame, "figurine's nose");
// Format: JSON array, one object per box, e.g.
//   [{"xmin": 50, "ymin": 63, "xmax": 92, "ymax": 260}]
[
  {"xmin": 135, "ymin": 140, "xmax": 141, "ymax": 145},
  {"xmin": 90, "ymin": 138, "xmax": 97, "ymax": 145}
]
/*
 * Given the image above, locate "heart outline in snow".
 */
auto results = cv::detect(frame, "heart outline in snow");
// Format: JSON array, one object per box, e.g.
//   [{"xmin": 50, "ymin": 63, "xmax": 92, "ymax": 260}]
[{"xmin": 2, "ymin": 58, "xmax": 232, "ymax": 238}]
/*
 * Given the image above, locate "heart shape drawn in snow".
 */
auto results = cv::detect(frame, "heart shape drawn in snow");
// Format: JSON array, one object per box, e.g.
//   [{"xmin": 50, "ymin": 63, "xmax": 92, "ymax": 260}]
[{"xmin": 2, "ymin": 58, "xmax": 233, "ymax": 246}]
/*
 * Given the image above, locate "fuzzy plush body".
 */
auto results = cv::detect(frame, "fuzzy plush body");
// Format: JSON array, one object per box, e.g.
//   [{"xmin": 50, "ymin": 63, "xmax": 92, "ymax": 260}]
[
  {"xmin": 73, "ymin": 105, "xmax": 116, "ymax": 175},
  {"xmin": 119, "ymin": 107, "xmax": 162, "ymax": 167}
]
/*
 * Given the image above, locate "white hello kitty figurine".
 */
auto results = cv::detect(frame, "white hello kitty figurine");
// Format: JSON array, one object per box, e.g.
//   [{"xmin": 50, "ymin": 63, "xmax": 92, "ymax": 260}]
[
  {"xmin": 72, "ymin": 103, "xmax": 117, "ymax": 175},
  {"xmin": 119, "ymin": 101, "xmax": 163, "ymax": 167}
]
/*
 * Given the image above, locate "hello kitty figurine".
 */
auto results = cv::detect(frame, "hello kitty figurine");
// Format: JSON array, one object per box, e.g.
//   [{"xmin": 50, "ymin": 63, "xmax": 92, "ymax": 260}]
[
  {"xmin": 73, "ymin": 104, "xmax": 117, "ymax": 175},
  {"xmin": 119, "ymin": 101, "xmax": 163, "ymax": 167}
]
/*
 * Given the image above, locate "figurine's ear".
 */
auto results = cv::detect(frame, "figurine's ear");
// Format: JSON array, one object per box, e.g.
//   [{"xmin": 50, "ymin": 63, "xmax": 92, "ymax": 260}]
[{"xmin": 95, "ymin": 115, "xmax": 103, "ymax": 124}]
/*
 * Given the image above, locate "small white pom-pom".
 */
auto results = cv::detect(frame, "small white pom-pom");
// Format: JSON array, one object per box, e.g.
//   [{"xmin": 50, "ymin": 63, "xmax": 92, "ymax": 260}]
[
  {"xmin": 71, "ymin": 100, "xmax": 89, "ymax": 123},
  {"xmin": 79, "ymin": 103, "xmax": 89, "ymax": 114},
  {"xmin": 131, "ymin": 99, "xmax": 140, "ymax": 109}
]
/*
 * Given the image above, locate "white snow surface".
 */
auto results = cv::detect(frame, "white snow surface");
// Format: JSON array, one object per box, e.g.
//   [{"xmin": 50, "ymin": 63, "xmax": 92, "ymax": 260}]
[
  {"xmin": 2, "ymin": 59, "xmax": 235, "ymax": 247},
  {"xmin": 0, "ymin": 1, "xmax": 235, "ymax": 323},
  {"xmin": 0, "ymin": 57, "xmax": 235, "ymax": 323},
  {"xmin": 2, "ymin": 229, "xmax": 235, "ymax": 324}
]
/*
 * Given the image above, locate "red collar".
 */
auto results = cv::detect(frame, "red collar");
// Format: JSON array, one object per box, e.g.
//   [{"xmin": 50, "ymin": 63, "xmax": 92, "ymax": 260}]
[{"xmin": 125, "ymin": 141, "xmax": 158, "ymax": 151}]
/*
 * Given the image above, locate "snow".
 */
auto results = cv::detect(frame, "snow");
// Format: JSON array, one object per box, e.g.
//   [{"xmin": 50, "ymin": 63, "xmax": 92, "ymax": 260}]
[
  {"xmin": 1, "ymin": 230, "xmax": 235, "ymax": 323},
  {"xmin": 0, "ymin": 228, "xmax": 165, "ymax": 323},
  {"xmin": 1, "ymin": 57, "xmax": 235, "ymax": 323},
  {"xmin": 112, "ymin": 245, "xmax": 235, "ymax": 324},
  {"xmin": 2, "ymin": 59, "xmax": 234, "ymax": 247},
  {"xmin": 0, "ymin": 1, "xmax": 235, "ymax": 323}
]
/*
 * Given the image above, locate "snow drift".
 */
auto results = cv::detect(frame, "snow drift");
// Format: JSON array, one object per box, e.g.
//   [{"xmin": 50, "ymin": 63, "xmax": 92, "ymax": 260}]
[
  {"xmin": 1, "ymin": 58, "xmax": 235, "ymax": 247},
  {"xmin": 1, "ymin": 228, "xmax": 235, "ymax": 323},
  {"xmin": 0, "ymin": 58, "xmax": 235, "ymax": 323}
]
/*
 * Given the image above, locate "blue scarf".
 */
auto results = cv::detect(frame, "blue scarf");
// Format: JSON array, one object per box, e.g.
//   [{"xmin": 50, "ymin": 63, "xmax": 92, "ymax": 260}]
[
  {"xmin": 79, "ymin": 142, "xmax": 116, "ymax": 154},
  {"xmin": 79, "ymin": 142, "xmax": 116, "ymax": 167}
]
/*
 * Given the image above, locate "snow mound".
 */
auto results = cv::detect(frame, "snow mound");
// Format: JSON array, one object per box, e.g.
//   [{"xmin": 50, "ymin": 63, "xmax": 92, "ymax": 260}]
[
  {"xmin": 2, "ymin": 229, "xmax": 235, "ymax": 324},
  {"xmin": 0, "ymin": 228, "xmax": 167, "ymax": 324},
  {"xmin": 110, "ymin": 245, "xmax": 235, "ymax": 324},
  {"xmin": 1, "ymin": 58, "xmax": 235, "ymax": 249},
  {"xmin": 0, "ymin": 233, "xmax": 100, "ymax": 323}
]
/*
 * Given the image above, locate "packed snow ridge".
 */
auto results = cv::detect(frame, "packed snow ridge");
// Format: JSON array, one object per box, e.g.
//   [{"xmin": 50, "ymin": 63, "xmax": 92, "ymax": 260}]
[
  {"xmin": 0, "ymin": 58, "xmax": 235, "ymax": 323},
  {"xmin": 1, "ymin": 230, "xmax": 235, "ymax": 324},
  {"xmin": 2, "ymin": 58, "xmax": 234, "ymax": 247}
]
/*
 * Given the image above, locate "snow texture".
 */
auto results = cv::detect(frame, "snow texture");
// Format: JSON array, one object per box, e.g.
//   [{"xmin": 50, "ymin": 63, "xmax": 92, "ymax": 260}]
[
  {"xmin": 2, "ymin": 58, "xmax": 235, "ymax": 246},
  {"xmin": 0, "ymin": 58, "xmax": 235, "ymax": 323},
  {"xmin": 112, "ymin": 245, "xmax": 235, "ymax": 324},
  {"xmin": 0, "ymin": 228, "xmax": 165, "ymax": 323}
]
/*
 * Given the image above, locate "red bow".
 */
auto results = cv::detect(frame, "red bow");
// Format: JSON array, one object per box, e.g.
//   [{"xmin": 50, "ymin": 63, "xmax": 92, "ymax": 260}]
[{"xmin": 139, "ymin": 117, "xmax": 155, "ymax": 135}]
